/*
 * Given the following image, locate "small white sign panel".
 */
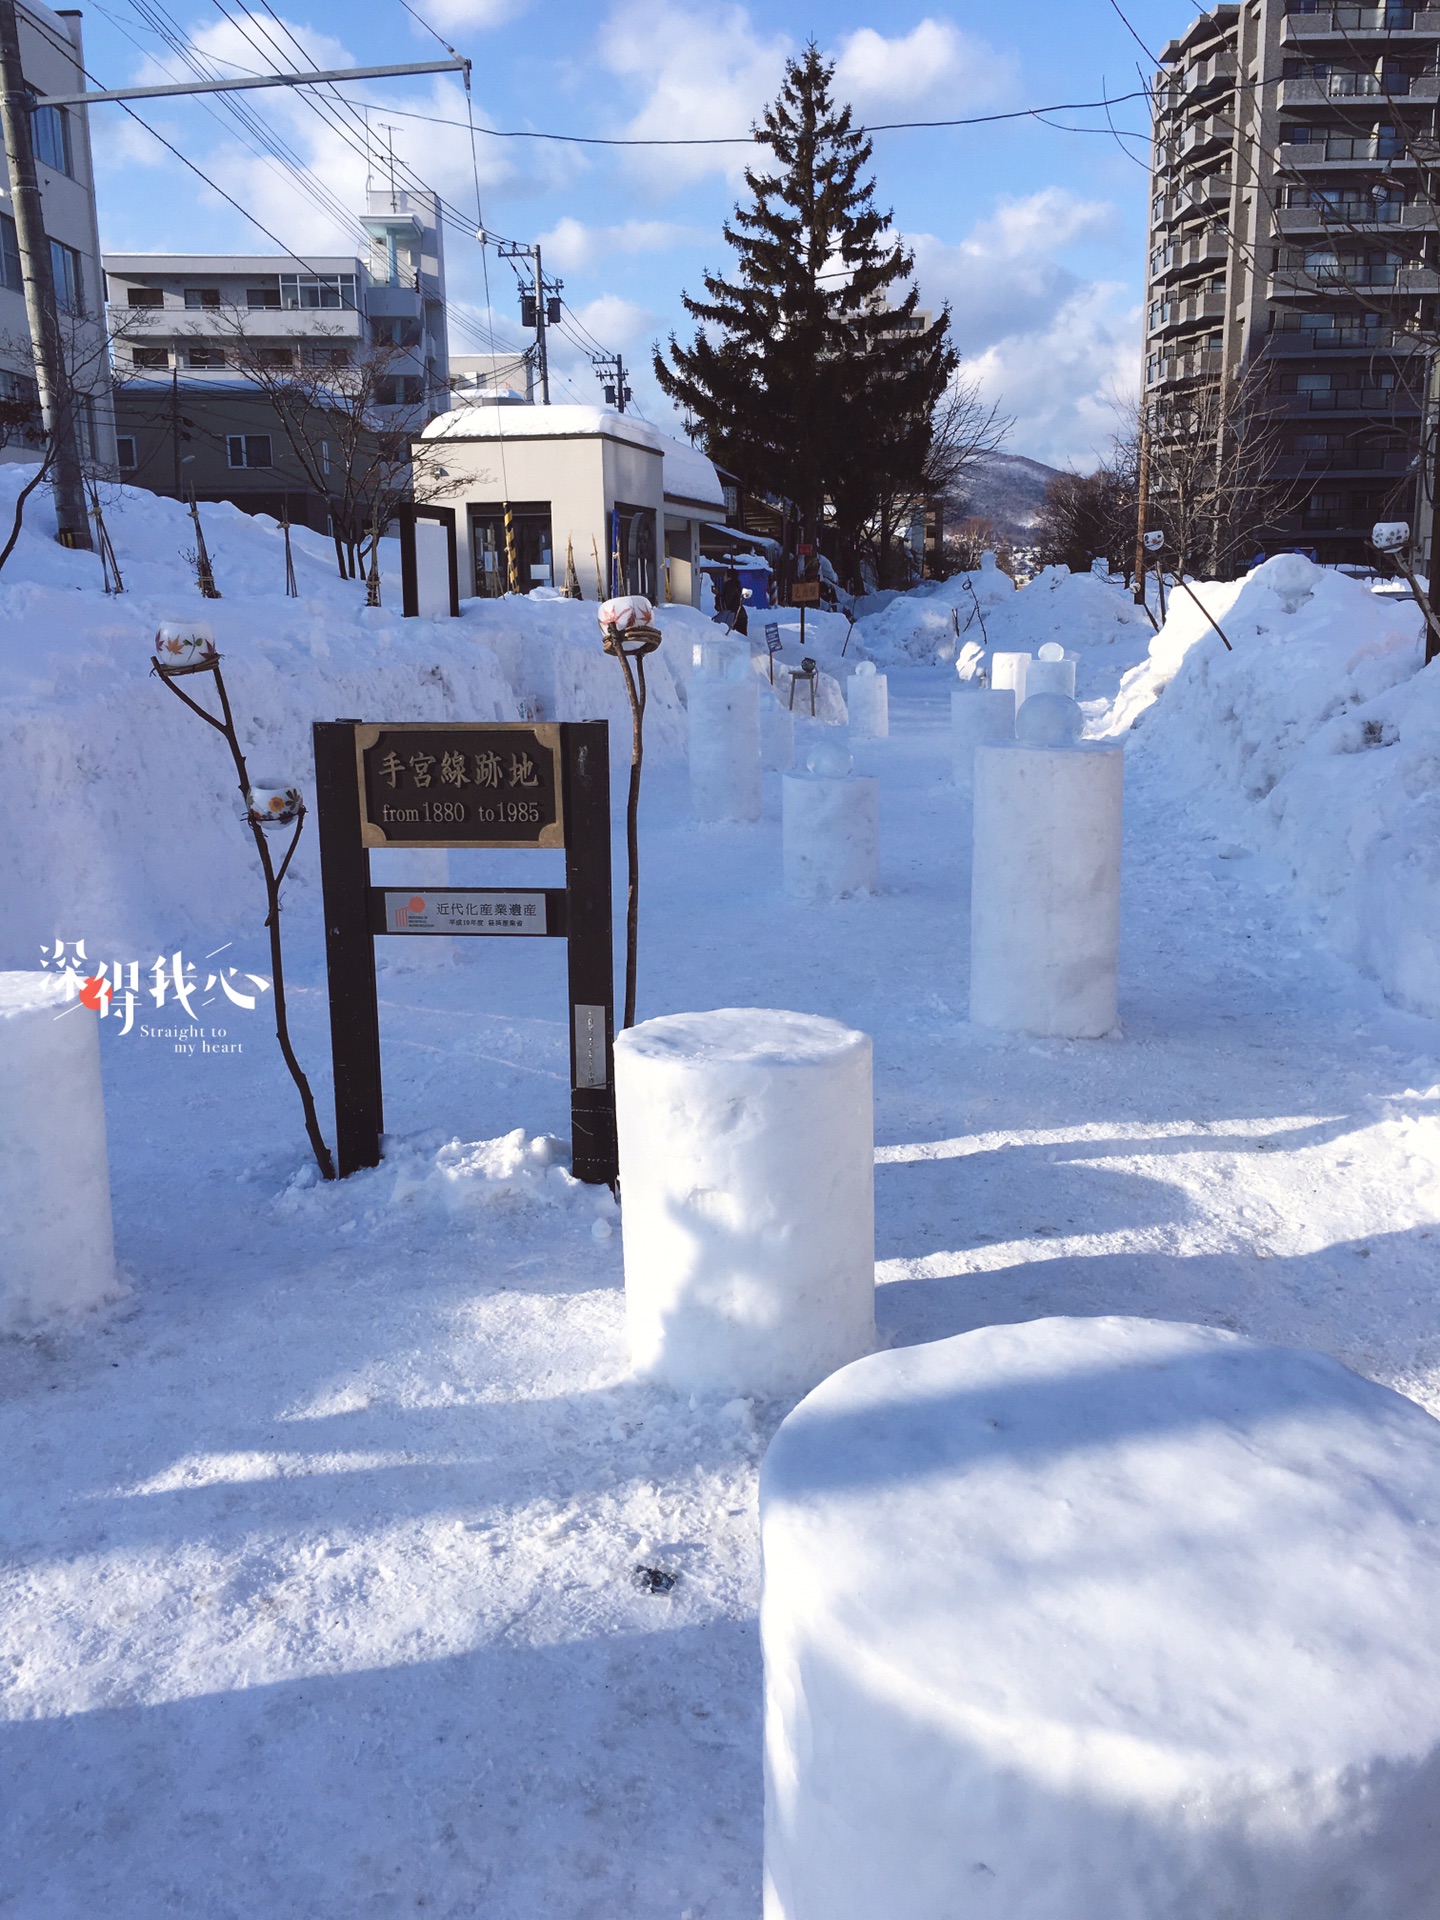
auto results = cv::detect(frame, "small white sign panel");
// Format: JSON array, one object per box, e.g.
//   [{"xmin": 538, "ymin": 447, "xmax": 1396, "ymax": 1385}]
[{"xmin": 384, "ymin": 891, "xmax": 547, "ymax": 935}]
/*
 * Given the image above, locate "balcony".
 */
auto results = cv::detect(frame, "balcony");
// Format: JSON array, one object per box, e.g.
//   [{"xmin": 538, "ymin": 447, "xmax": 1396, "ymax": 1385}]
[
  {"xmin": 1266, "ymin": 322, "xmax": 1411, "ymax": 350},
  {"xmin": 1277, "ymin": 73, "xmax": 1437, "ymax": 107},
  {"xmin": 1282, "ymin": 385, "xmax": 1415, "ymax": 410},
  {"xmin": 1267, "ymin": 261, "xmax": 1439, "ymax": 295},
  {"xmin": 1274, "ymin": 447, "xmax": 1413, "ymax": 473},
  {"xmin": 113, "ymin": 303, "xmax": 365, "ymax": 341},
  {"xmin": 1278, "ymin": 136, "xmax": 1413, "ymax": 165},
  {"xmin": 1282, "ymin": 8, "xmax": 1440, "ymax": 43},
  {"xmin": 1180, "ymin": 114, "xmax": 1234, "ymax": 158},
  {"xmin": 1148, "ymin": 347, "xmax": 1226, "ymax": 384},
  {"xmin": 1273, "ymin": 198, "xmax": 1430, "ymax": 233},
  {"xmin": 1182, "ymin": 49, "xmax": 1238, "ymax": 96}
]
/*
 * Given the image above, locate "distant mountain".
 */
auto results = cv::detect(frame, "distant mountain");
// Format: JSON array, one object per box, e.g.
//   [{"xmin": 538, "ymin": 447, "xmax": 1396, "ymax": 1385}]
[{"xmin": 947, "ymin": 452, "xmax": 1064, "ymax": 542}]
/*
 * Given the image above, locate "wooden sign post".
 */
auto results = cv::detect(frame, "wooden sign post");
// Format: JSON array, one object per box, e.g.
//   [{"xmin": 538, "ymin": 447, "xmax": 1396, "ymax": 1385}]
[{"xmin": 312, "ymin": 718, "xmax": 617, "ymax": 1184}]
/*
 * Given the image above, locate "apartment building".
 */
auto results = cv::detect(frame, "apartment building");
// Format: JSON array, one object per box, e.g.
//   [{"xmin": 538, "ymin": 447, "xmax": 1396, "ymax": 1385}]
[
  {"xmin": 1144, "ymin": 1, "xmax": 1440, "ymax": 567},
  {"xmin": 104, "ymin": 188, "xmax": 449, "ymax": 527},
  {"xmin": 0, "ymin": 1, "xmax": 115, "ymax": 470}
]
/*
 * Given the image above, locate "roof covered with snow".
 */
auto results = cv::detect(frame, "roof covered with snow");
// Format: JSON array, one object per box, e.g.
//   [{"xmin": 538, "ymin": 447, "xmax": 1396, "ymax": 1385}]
[{"xmin": 423, "ymin": 404, "xmax": 726, "ymax": 512}]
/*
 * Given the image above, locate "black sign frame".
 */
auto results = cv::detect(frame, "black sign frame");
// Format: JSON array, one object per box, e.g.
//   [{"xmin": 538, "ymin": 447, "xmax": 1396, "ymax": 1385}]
[{"xmin": 313, "ymin": 718, "xmax": 617, "ymax": 1186}]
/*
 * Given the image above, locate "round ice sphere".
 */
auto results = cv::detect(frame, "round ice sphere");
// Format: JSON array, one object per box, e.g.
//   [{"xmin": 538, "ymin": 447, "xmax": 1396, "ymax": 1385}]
[
  {"xmin": 1016, "ymin": 691, "xmax": 1083, "ymax": 747},
  {"xmin": 854, "ymin": 660, "xmax": 877, "ymax": 678},
  {"xmin": 1037, "ymin": 641, "xmax": 1065, "ymax": 662},
  {"xmin": 805, "ymin": 739, "xmax": 853, "ymax": 778}
]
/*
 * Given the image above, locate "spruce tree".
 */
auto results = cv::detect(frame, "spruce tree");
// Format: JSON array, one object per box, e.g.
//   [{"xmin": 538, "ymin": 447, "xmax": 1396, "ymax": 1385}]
[{"xmin": 655, "ymin": 43, "xmax": 955, "ymax": 571}]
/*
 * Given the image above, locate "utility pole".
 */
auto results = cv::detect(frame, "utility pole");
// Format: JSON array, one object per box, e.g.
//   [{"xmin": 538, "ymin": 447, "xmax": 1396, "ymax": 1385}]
[
  {"xmin": 1132, "ymin": 403, "xmax": 1151, "ymax": 608},
  {"xmin": 0, "ymin": 0, "xmax": 90, "ymax": 546},
  {"xmin": 592, "ymin": 352, "xmax": 631, "ymax": 413},
  {"xmin": 499, "ymin": 240, "xmax": 558, "ymax": 404}
]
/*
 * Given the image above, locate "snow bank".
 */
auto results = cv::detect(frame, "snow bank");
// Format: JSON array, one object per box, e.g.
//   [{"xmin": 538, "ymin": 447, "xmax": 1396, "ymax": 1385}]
[
  {"xmin": 761, "ymin": 1316, "xmax": 1440, "ymax": 1920},
  {"xmin": 0, "ymin": 467, "xmax": 693, "ymax": 964},
  {"xmin": 1105, "ymin": 553, "xmax": 1439, "ymax": 1015},
  {"xmin": 853, "ymin": 559, "xmax": 1149, "ymax": 690}
]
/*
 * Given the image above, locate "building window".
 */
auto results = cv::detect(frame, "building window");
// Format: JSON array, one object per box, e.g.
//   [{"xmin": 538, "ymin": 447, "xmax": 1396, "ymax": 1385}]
[
  {"xmin": 469, "ymin": 501, "xmax": 552, "ymax": 598},
  {"xmin": 278, "ymin": 273, "xmax": 357, "ymax": 310},
  {"xmin": 246, "ymin": 284, "xmax": 281, "ymax": 310},
  {"xmin": 227, "ymin": 433, "xmax": 273, "ymax": 469},
  {"xmin": 132, "ymin": 347, "xmax": 170, "ymax": 369},
  {"xmin": 0, "ymin": 214, "xmax": 20, "ymax": 294},
  {"xmin": 49, "ymin": 239, "xmax": 82, "ymax": 313},
  {"xmin": 116, "ymin": 434, "xmax": 138, "ymax": 471},
  {"xmin": 258, "ymin": 347, "xmax": 294, "ymax": 367},
  {"xmin": 31, "ymin": 106, "xmax": 72, "ymax": 176},
  {"xmin": 305, "ymin": 344, "xmax": 350, "ymax": 368},
  {"xmin": 374, "ymin": 374, "xmax": 424, "ymax": 405},
  {"xmin": 126, "ymin": 285, "xmax": 163, "ymax": 308},
  {"xmin": 184, "ymin": 287, "xmax": 221, "ymax": 310},
  {"xmin": 187, "ymin": 345, "xmax": 226, "ymax": 368}
]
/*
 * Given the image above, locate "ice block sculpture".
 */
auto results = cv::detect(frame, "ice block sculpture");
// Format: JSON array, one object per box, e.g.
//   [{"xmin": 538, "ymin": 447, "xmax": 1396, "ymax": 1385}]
[
  {"xmin": 988, "ymin": 649, "xmax": 1030, "ymax": 707},
  {"xmin": 689, "ymin": 648, "xmax": 762, "ymax": 822},
  {"xmin": 845, "ymin": 662, "xmax": 889, "ymax": 741},
  {"xmin": 950, "ymin": 687, "xmax": 1015, "ymax": 792},
  {"xmin": 970, "ymin": 722, "xmax": 1122, "ymax": 1037},
  {"xmin": 783, "ymin": 742, "xmax": 878, "ymax": 902},
  {"xmin": 614, "ymin": 1008, "xmax": 875, "ymax": 1396},
  {"xmin": 761, "ymin": 690, "xmax": 796, "ymax": 773},
  {"xmin": 1023, "ymin": 647, "xmax": 1077, "ymax": 700},
  {"xmin": 761, "ymin": 1315, "xmax": 1440, "ymax": 1920},
  {"xmin": 0, "ymin": 972, "xmax": 119, "ymax": 1331}
]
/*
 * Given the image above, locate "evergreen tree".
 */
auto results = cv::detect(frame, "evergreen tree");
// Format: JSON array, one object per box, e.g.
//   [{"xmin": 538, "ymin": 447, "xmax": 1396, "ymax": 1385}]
[{"xmin": 655, "ymin": 43, "xmax": 955, "ymax": 570}]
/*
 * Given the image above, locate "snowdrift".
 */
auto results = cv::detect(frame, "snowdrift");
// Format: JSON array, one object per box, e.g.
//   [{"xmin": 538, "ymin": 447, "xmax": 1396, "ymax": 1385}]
[
  {"xmin": 0, "ymin": 468, "xmax": 702, "ymax": 964},
  {"xmin": 1106, "ymin": 552, "xmax": 1439, "ymax": 1016}
]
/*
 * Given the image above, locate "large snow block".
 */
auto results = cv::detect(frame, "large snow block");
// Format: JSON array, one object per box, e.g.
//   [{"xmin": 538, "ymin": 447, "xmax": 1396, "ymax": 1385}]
[
  {"xmin": 689, "ymin": 675, "xmax": 762, "ymax": 822},
  {"xmin": 614, "ymin": 1009, "xmax": 874, "ymax": 1396},
  {"xmin": 761, "ymin": 1316, "xmax": 1440, "ymax": 1920},
  {"xmin": 0, "ymin": 972, "xmax": 119, "ymax": 1330},
  {"xmin": 950, "ymin": 688, "xmax": 1015, "ymax": 791},
  {"xmin": 970, "ymin": 740, "xmax": 1123, "ymax": 1037},
  {"xmin": 783, "ymin": 771, "xmax": 879, "ymax": 902},
  {"xmin": 845, "ymin": 666, "xmax": 889, "ymax": 741}
]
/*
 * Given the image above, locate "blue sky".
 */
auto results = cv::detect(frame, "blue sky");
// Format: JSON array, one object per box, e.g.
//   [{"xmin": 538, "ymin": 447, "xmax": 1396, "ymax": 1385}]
[{"xmin": 83, "ymin": 0, "xmax": 1195, "ymax": 465}]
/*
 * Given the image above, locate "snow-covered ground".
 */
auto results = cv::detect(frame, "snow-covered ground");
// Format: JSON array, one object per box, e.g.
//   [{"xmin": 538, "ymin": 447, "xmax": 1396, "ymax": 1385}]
[{"xmin": 3, "ymin": 477, "xmax": 1440, "ymax": 1915}]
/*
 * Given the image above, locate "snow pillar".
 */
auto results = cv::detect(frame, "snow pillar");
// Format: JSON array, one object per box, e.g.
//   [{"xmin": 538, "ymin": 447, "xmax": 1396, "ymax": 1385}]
[
  {"xmin": 988, "ymin": 650, "xmax": 1030, "ymax": 707},
  {"xmin": 783, "ymin": 762, "xmax": 879, "ymax": 901},
  {"xmin": 845, "ymin": 664, "xmax": 889, "ymax": 741},
  {"xmin": 970, "ymin": 739, "xmax": 1123, "ymax": 1038},
  {"xmin": 950, "ymin": 688, "xmax": 1015, "ymax": 791},
  {"xmin": 690, "ymin": 663, "xmax": 762, "ymax": 824},
  {"xmin": 614, "ymin": 1008, "xmax": 875, "ymax": 1397},
  {"xmin": 1022, "ymin": 654, "xmax": 1077, "ymax": 701},
  {"xmin": 761, "ymin": 691, "xmax": 796, "ymax": 773},
  {"xmin": 761, "ymin": 1315, "xmax": 1440, "ymax": 1920},
  {"xmin": 0, "ymin": 972, "xmax": 118, "ymax": 1331}
]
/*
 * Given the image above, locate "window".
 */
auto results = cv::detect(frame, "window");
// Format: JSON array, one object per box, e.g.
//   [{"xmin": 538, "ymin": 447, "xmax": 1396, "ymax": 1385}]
[
  {"xmin": 31, "ymin": 106, "xmax": 71, "ymax": 176},
  {"xmin": 246, "ymin": 284, "xmax": 281, "ymax": 309},
  {"xmin": 374, "ymin": 374, "xmax": 424, "ymax": 405},
  {"xmin": 0, "ymin": 214, "xmax": 19, "ymax": 294},
  {"xmin": 258, "ymin": 346, "xmax": 294, "ymax": 367},
  {"xmin": 187, "ymin": 345, "xmax": 225, "ymax": 368},
  {"xmin": 184, "ymin": 287, "xmax": 221, "ymax": 310},
  {"xmin": 127, "ymin": 285, "xmax": 163, "ymax": 308},
  {"xmin": 116, "ymin": 434, "xmax": 138, "ymax": 471},
  {"xmin": 469, "ymin": 501, "xmax": 551, "ymax": 598},
  {"xmin": 278, "ymin": 272, "xmax": 356, "ymax": 310},
  {"xmin": 49, "ymin": 239, "xmax": 82, "ymax": 313},
  {"xmin": 305, "ymin": 345, "xmax": 350, "ymax": 368},
  {"xmin": 132, "ymin": 347, "xmax": 170, "ymax": 369},
  {"xmin": 227, "ymin": 434, "xmax": 273, "ymax": 469}
]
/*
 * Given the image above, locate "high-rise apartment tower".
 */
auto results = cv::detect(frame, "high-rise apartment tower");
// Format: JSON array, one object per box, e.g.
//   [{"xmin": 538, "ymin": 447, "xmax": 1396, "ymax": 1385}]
[{"xmin": 1144, "ymin": 1, "xmax": 1440, "ymax": 567}]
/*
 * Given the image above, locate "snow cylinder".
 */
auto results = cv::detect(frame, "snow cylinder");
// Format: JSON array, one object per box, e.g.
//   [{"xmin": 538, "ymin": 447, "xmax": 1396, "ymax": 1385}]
[
  {"xmin": 689, "ymin": 669, "xmax": 762, "ymax": 823},
  {"xmin": 845, "ymin": 663, "xmax": 889, "ymax": 741},
  {"xmin": 783, "ymin": 741, "xmax": 878, "ymax": 902},
  {"xmin": 761, "ymin": 1316, "xmax": 1440, "ymax": 1920},
  {"xmin": 761, "ymin": 690, "xmax": 796, "ymax": 773},
  {"xmin": 970, "ymin": 738, "xmax": 1123, "ymax": 1037},
  {"xmin": 0, "ymin": 972, "xmax": 119, "ymax": 1332},
  {"xmin": 1023, "ymin": 652, "xmax": 1077, "ymax": 701},
  {"xmin": 950, "ymin": 687, "xmax": 1015, "ymax": 791},
  {"xmin": 614, "ymin": 1008, "xmax": 875, "ymax": 1397},
  {"xmin": 988, "ymin": 649, "xmax": 1030, "ymax": 707}
]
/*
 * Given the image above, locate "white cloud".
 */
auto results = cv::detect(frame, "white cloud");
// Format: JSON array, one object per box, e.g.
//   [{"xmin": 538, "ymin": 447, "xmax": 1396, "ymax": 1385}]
[
  {"xmin": 424, "ymin": 0, "xmax": 522, "ymax": 31},
  {"xmin": 905, "ymin": 190, "xmax": 1135, "ymax": 467},
  {"xmin": 600, "ymin": 0, "xmax": 791, "ymax": 188},
  {"xmin": 538, "ymin": 216, "xmax": 704, "ymax": 274},
  {"xmin": 833, "ymin": 18, "xmax": 1015, "ymax": 114}
]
